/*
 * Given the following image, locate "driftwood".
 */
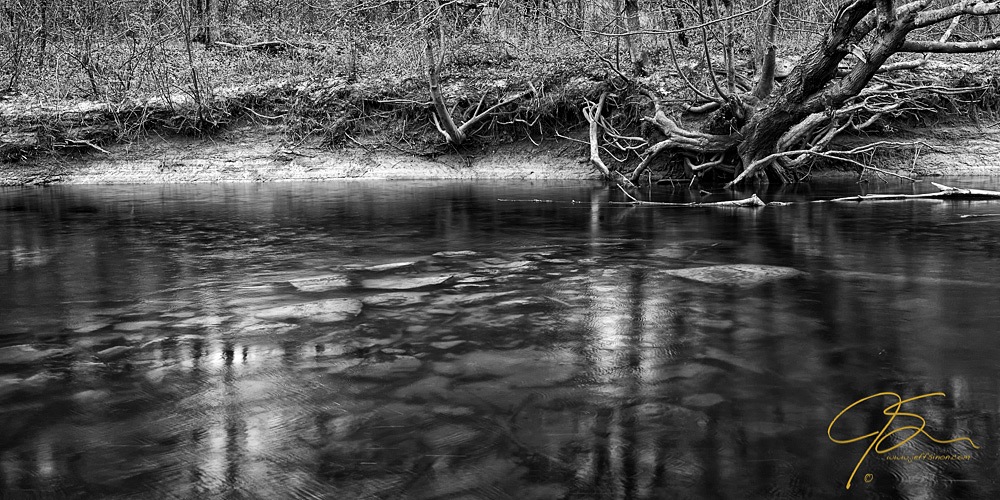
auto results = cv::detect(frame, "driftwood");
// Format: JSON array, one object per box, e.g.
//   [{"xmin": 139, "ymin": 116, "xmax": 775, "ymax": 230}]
[
  {"xmin": 829, "ymin": 182, "xmax": 1000, "ymax": 202},
  {"xmin": 501, "ymin": 182, "xmax": 1000, "ymax": 209},
  {"xmin": 610, "ymin": 194, "xmax": 767, "ymax": 207}
]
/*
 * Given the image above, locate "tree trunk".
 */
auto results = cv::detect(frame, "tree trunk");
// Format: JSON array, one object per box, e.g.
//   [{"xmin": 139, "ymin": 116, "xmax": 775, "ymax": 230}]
[
  {"xmin": 205, "ymin": 0, "xmax": 218, "ymax": 45},
  {"xmin": 623, "ymin": 0, "xmax": 645, "ymax": 74},
  {"xmin": 730, "ymin": 0, "xmax": 914, "ymax": 185},
  {"xmin": 630, "ymin": 0, "xmax": 1000, "ymax": 187},
  {"xmin": 420, "ymin": 0, "xmax": 465, "ymax": 145}
]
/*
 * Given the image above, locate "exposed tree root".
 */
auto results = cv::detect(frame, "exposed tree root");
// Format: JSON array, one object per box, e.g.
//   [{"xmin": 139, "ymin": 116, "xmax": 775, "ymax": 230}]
[
  {"xmin": 629, "ymin": 105, "xmax": 737, "ymax": 184},
  {"xmin": 623, "ymin": 0, "xmax": 1000, "ymax": 189},
  {"xmin": 583, "ymin": 92, "xmax": 638, "ymax": 189}
]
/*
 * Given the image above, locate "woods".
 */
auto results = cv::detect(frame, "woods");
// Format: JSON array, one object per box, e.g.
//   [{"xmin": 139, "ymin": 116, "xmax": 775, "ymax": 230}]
[{"xmin": 2, "ymin": 0, "xmax": 1000, "ymax": 185}]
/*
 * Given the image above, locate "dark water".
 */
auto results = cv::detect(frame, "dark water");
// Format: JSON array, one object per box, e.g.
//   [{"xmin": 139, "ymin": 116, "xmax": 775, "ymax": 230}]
[{"xmin": 1, "ymin": 179, "xmax": 999, "ymax": 499}]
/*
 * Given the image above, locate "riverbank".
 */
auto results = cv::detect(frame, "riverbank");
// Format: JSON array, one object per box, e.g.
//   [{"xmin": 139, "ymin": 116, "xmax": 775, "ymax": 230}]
[
  {"xmin": 0, "ymin": 127, "xmax": 603, "ymax": 185},
  {"xmin": 3, "ymin": 55, "xmax": 1000, "ymax": 186},
  {"xmin": 4, "ymin": 121, "xmax": 1000, "ymax": 186}
]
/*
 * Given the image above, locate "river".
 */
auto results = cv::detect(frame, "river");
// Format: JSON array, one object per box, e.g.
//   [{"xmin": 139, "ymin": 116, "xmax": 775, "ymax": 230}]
[{"xmin": 1, "ymin": 179, "xmax": 999, "ymax": 499}]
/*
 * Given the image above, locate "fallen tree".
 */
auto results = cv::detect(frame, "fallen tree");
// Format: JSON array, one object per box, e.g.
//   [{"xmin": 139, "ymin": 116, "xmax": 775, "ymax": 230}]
[
  {"xmin": 829, "ymin": 181, "xmax": 1000, "ymax": 201},
  {"xmin": 499, "ymin": 183, "xmax": 1000, "ymax": 208},
  {"xmin": 626, "ymin": 0, "xmax": 1000, "ymax": 187}
]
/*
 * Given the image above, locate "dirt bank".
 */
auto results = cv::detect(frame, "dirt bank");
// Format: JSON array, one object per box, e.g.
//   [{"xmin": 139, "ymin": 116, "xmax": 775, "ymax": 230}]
[
  {"xmin": 0, "ymin": 125, "xmax": 605, "ymax": 186},
  {"xmin": 3, "ymin": 58, "xmax": 1000, "ymax": 186},
  {"xmin": 4, "ymin": 120, "xmax": 998, "ymax": 186}
]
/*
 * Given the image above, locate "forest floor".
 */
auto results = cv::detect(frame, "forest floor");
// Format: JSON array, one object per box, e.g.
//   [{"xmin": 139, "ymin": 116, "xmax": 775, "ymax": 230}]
[{"xmin": 2, "ymin": 39, "xmax": 1000, "ymax": 186}]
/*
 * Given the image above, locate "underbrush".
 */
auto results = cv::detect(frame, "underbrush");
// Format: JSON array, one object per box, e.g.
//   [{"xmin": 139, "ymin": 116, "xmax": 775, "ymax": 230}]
[{"xmin": 3, "ymin": 13, "xmax": 1000, "ymax": 172}]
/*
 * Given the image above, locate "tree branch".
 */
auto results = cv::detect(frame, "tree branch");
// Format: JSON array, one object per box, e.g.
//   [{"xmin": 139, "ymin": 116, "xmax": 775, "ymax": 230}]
[
  {"xmin": 421, "ymin": 0, "xmax": 464, "ymax": 144},
  {"xmin": 696, "ymin": 0, "xmax": 730, "ymax": 100},
  {"xmin": 666, "ymin": 37, "xmax": 724, "ymax": 104},
  {"xmin": 899, "ymin": 36, "xmax": 1000, "ymax": 52},
  {"xmin": 457, "ymin": 88, "xmax": 534, "ymax": 135},
  {"xmin": 913, "ymin": 0, "xmax": 1000, "ymax": 28}
]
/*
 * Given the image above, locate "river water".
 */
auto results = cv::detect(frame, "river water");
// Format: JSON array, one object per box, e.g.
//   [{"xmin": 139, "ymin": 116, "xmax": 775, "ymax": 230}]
[{"xmin": 1, "ymin": 179, "xmax": 999, "ymax": 499}]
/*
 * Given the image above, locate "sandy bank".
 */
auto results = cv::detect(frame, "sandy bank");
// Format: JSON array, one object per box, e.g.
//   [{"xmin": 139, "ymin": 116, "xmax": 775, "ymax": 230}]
[
  {"xmin": 1, "ymin": 128, "xmax": 604, "ymax": 186},
  {"xmin": 3, "ymin": 123, "xmax": 1000, "ymax": 186}
]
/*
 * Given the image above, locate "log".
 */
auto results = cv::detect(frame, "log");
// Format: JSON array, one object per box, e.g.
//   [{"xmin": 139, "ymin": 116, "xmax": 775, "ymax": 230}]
[
  {"xmin": 211, "ymin": 40, "xmax": 304, "ymax": 55},
  {"xmin": 828, "ymin": 183, "xmax": 1000, "ymax": 202},
  {"xmin": 610, "ymin": 194, "xmax": 767, "ymax": 207}
]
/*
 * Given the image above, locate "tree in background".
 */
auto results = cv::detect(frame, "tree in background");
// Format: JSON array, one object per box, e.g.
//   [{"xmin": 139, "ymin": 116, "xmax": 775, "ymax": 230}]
[{"xmin": 3, "ymin": 0, "xmax": 1000, "ymax": 187}]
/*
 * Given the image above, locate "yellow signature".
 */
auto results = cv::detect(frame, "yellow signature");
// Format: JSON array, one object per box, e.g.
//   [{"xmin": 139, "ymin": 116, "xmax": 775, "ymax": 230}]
[{"xmin": 827, "ymin": 391, "xmax": 979, "ymax": 490}]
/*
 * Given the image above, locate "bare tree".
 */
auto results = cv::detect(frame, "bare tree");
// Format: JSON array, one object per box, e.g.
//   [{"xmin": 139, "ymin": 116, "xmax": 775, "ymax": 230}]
[{"xmin": 419, "ymin": 0, "xmax": 534, "ymax": 146}]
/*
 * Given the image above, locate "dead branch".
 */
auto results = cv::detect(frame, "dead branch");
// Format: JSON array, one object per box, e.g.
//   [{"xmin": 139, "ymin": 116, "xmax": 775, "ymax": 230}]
[
  {"xmin": 728, "ymin": 140, "xmax": 928, "ymax": 187},
  {"xmin": 829, "ymin": 183, "xmax": 1000, "ymax": 202},
  {"xmin": 458, "ymin": 88, "xmax": 534, "ymax": 135},
  {"xmin": 684, "ymin": 101, "xmax": 723, "ymax": 113},
  {"xmin": 913, "ymin": 1, "xmax": 1000, "ymax": 27},
  {"xmin": 667, "ymin": 37, "xmax": 723, "ymax": 104},
  {"xmin": 59, "ymin": 139, "xmax": 111, "ymax": 155},
  {"xmin": 609, "ymin": 194, "xmax": 767, "ymax": 207},
  {"xmin": 899, "ymin": 37, "xmax": 1000, "ymax": 53},
  {"xmin": 875, "ymin": 14, "xmax": 963, "ymax": 72},
  {"xmin": 211, "ymin": 40, "xmax": 305, "ymax": 54},
  {"xmin": 695, "ymin": 0, "xmax": 730, "ymax": 100}
]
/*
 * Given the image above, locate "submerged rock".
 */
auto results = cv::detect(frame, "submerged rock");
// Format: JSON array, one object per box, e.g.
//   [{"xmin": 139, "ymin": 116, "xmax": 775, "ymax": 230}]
[
  {"xmin": 230, "ymin": 319, "xmax": 297, "ymax": 337},
  {"xmin": 71, "ymin": 389, "xmax": 112, "ymax": 403},
  {"xmin": 114, "ymin": 320, "xmax": 165, "ymax": 332},
  {"xmin": 682, "ymin": 393, "xmax": 727, "ymax": 410},
  {"xmin": 362, "ymin": 274, "xmax": 455, "ymax": 290},
  {"xmin": 393, "ymin": 375, "xmax": 452, "ymax": 400},
  {"xmin": 433, "ymin": 250, "xmax": 479, "ymax": 258},
  {"xmin": 95, "ymin": 345, "xmax": 135, "ymax": 362},
  {"xmin": 455, "ymin": 275, "xmax": 493, "ymax": 284},
  {"xmin": 430, "ymin": 340, "xmax": 467, "ymax": 350},
  {"xmin": 664, "ymin": 264, "xmax": 802, "ymax": 287},
  {"xmin": 347, "ymin": 356, "xmax": 423, "ymax": 379},
  {"xmin": 442, "ymin": 348, "xmax": 582, "ymax": 387},
  {"xmin": 697, "ymin": 347, "xmax": 765, "ymax": 374},
  {"xmin": 422, "ymin": 423, "xmax": 481, "ymax": 449},
  {"xmin": 490, "ymin": 260, "xmax": 536, "ymax": 270},
  {"xmin": 288, "ymin": 274, "xmax": 350, "ymax": 292},
  {"xmin": 0, "ymin": 345, "xmax": 70, "ymax": 365},
  {"xmin": 255, "ymin": 298, "xmax": 363, "ymax": 323},
  {"xmin": 433, "ymin": 291, "xmax": 518, "ymax": 307},
  {"xmin": 362, "ymin": 292, "xmax": 428, "ymax": 307},
  {"xmin": 68, "ymin": 321, "xmax": 111, "ymax": 333},
  {"xmin": 363, "ymin": 261, "xmax": 418, "ymax": 271},
  {"xmin": 173, "ymin": 315, "xmax": 231, "ymax": 327}
]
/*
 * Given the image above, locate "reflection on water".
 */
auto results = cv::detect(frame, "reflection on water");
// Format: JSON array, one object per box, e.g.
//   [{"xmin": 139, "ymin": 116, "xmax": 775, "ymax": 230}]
[{"xmin": 1, "ymin": 180, "xmax": 999, "ymax": 499}]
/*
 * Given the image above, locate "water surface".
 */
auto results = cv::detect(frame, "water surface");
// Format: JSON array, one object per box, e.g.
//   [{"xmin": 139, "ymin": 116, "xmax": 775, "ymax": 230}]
[{"xmin": 1, "ymin": 179, "xmax": 999, "ymax": 499}]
